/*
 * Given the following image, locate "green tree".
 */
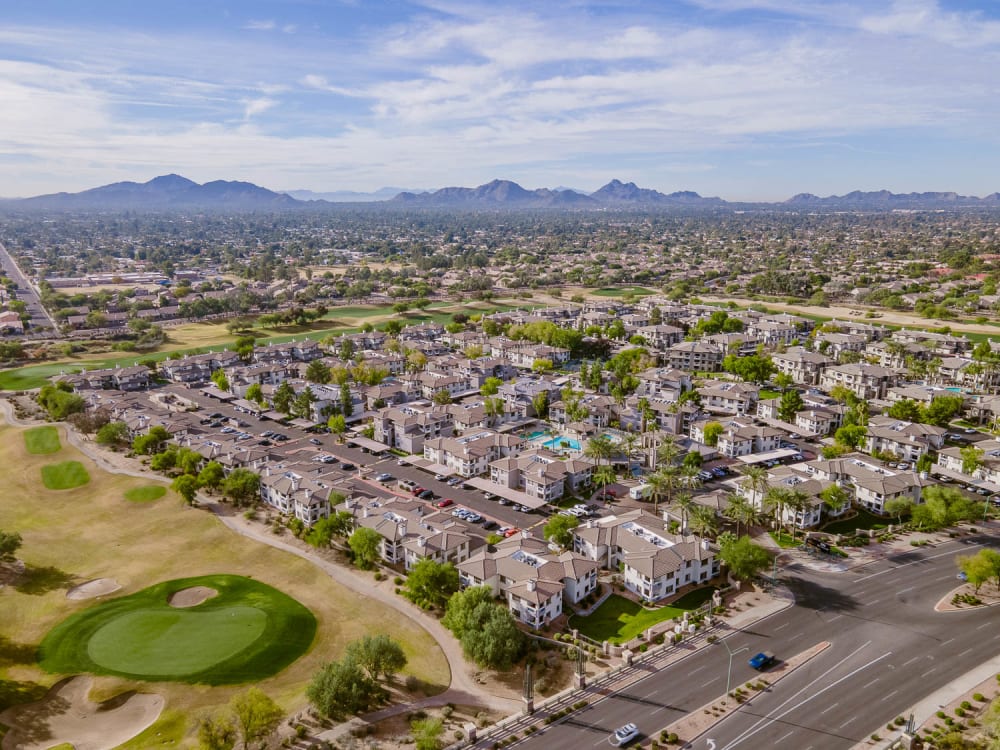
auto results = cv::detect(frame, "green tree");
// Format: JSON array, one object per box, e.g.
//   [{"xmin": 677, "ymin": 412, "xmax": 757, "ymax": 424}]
[
  {"xmin": 176, "ymin": 447, "xmax": 203, "ymax": 476},
  {"xmin": 723, "ymin": 493, "xmax": 758, "ymax": 537},
  {"xmin": 196, "ymin": 713, "xmax": 237, "ymax": 750},
  {"xmin": 412, "ymin": 717, "xmax": 444, "ymax": 750},
  {"xmin": 306, "ymin": 359, "xmax": 332, "ymax": 384},
  {"xmin": 887, "ymin": 398, "xmax": 922, "ymax": 422},
  {"xmin": 348, "ymin": 527, "xmax": 382, "ymax": 569},
  {"xmin": 834, "ymin": 424, "xmax": 867, "ymax": 451},
  {"xmin": 689, "ymin": 504, "xmax": 718, "ymax": 539},
  {"xmin": 245, "ymin": 383, "xmax": 265, "ymax": 405},
  {"xmin": 403, "ymin": 559, "xmax": 459, "ymax": 610},
  {"xmin": 442, "ymin": 586, "xmax": 496, "ymax": 637},
  {"xmin": 722, "ymin": 353, "xmax": 776, "ymax": 384},
  {"xmin": 344, "ymin": 633, "xmax": 408, "ymax": 682},
  {"xmin": 778, "ymin": 389, "xmax": 804, "ymax": 423},
  {"xmin": 531, "ymin": 390, "xmax": 549, "ymax": 420},
  {"xmin": 543, "ymin": 514, "xmax": 579, "ymax": 549},
  {"xmin": 340, "ymin": 382, "xmax": 354, "ymax": 416},
  {"xmin": 593, "ymin": 465, "xmax": 617, "ymax": 498},
  {"xmin": 531, "ymin": 357, "xmax": 554, "ymax": 374},
  {"xmin": 273, "ymin": 381, "xmax": 295, "ymax": 414},
  {"xmin": 36, "ymin": 383, "xmax": 85, "ymax": 420},
  {"xmin": 0, "ymin": 529, "xmax": 23, "ymax": 562},
  {"xmin": 717, "ymin": 532, "xmax": 771, "ymax": 581},
  {"xmin": 229, "ymin": 687, "xmax": 283, "ymax": 750},
  {"xmin": 432, "ymin": 388, "xmax": 453, "ymax": 405},
  {"xmin": 172, "ymin": 474, "xmax": 200, "ymax": 505},
  {"xmin": 819, "ymin": 484, "xmax": 850, "ymax": 516},
  {"xmin": 304, "ymin": 515, "xmax": 337, "ymax": 548},
  {"xmin": 460, "ymin": 603, "xmax": 525, "ymax": 668},
  {"xmin": 306, "ymin": 658, "xmax": 384, "ymax": 719},
  {"xmin": 480, "ymin": 377, "xmax": 503, "ymax": 396},
  {"xmin": 291, "ymin": 386, "xmax": 317, "ymax": 420},
  {"xmin": 222, "ymin": 468, "xmax": 260, "ymax": 508},
  {"xmin": 132, "ymin": 425, "xmax": 171, "ymax": 455},
  {"xmin": 702, "ymin": 421, "xmax": 724, "ymax": 447},
  {"xmin": 211, "ymin": 368, "xmax": 229, "ymax": 391},
  {"xmin": 96, "ymin": 421, "xmax": 130, "ymax": 448},
  {"xmin": 883, "ymin": 497, "xmax": 913, "ymax": 524},
  {"xmin": 957, "ymin": 550, "xmax": 995, "ymax": 594},
  {"xmin": 961, "ymin": 444, "xmax": 985, "ymax": 475},
  {"xmin": 198, "ymin": 461, "xmax": 225, "ymax": 491},
  {"xmin": 150, "ymin": 448, "xmax": 178, "ymax": 472},
  {"xmin": 328, "ymin": 414, "xmax": 347, "ymax": 442},
  {"xmin": 919, "ymin": 394, "xmax": 965, "ymax": 427}
]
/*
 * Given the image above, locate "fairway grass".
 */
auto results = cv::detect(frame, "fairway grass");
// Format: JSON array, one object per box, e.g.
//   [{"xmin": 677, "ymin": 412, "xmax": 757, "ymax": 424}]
[
  {"xmin": 24, "ymin": 426, "xmax": 61, "ymax": 454},
  {"xmin": 0, "ymin": 422, "xmax": 448, "ymax": 743},
  {"xmin": 40, "ymin": 575, "xmax": 315, "ymax": 684},
  {"xmin": 124, "ymin": 485, "xmax": 167, "ymax": 503},
  {"xmin": 41, "ymin": 460, "xmax": 90, "ymax": 490},
  {"xmin": 569, "ymin": 588, "xmax": 717, "ymax": 644}
]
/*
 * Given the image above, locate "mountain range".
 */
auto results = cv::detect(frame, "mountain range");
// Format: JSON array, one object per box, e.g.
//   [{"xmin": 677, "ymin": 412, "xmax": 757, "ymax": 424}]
[{"xmin": 1, "ymin": 174, "xmax": 998, "ymax": 212}]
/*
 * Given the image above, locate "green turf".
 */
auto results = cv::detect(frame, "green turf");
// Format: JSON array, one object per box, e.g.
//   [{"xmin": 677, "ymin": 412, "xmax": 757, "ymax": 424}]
[
  {"xmin": 769, "ymin": 530, "xmax": 801, "ymax": 549},
  {"xmin": 40, "ymin": 461, "xmax": 90, "ymax": 490},
  {"xmin": 124, "ymin": 485, "xmax": 167, "ymax": 502},
  {"xmin": 569, "ymin": 587, "xmax": 716, "ymax": 644},
  {"xmin": 39, "ymin": 574, "xmax": 316, "ymax": 684},
  {"xmin": 758, "ymin": 389, "xmax": 782, "ymax": 401},
  {"xmin": 821, "ymin": 509, "xmax": 889, "ymax": 535},
  {"xmin": 591, "ymin": 287, "xmax": 657, "ymax": 298},
  {"xmin": 23, "ymin": 426, "xmax": 61, "ymax": 455}
]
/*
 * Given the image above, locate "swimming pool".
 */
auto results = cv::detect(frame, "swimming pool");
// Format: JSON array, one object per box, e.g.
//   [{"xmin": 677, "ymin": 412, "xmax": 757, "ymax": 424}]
[{"xmin": 541, "ymin": 437, "xmax": 581, "ymax": 451}]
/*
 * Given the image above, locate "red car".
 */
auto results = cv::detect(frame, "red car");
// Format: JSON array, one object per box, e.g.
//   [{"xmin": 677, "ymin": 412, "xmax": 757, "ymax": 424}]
[
  {"xmin": 412, "ymin": 487, "xmax": 426, "ymax": 496},
  {"xmin": 435, "ymin": 498, "xmax": 453, "ymax": 508},
  {"xmin": 504, "ymin": 527, "xmax": 520, "ymax": 538}
]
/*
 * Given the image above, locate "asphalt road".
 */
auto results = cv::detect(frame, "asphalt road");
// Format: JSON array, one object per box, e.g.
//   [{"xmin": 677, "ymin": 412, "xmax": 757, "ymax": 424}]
[
  {"xmin": 513, "ymin": 534, "xmax": 1000, "ymax": 750},
  {"xmin": 0, "ymin": 239, "xmax": 58, "ymax": 334}
]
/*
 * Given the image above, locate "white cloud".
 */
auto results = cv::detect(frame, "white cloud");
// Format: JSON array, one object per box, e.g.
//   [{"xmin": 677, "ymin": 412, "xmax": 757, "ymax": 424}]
[
  {"xmin": 243, "ymin": 19, "xmax": 277, "ymax": 31},
  {"xmin": 243, "ymin": 97, "xmax": 277, "ymax": 119},
  {"xmin": 859, "ymin": 0, "xmax": 1000, "ymax": 47}
]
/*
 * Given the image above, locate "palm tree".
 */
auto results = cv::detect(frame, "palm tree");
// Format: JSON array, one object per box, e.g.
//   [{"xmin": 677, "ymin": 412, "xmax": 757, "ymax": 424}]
[
  {"xmin": 679, "ymin": 463, "xmax": 702, "ymax": 496},
  {"xmin": 647, "ymin": 469, "xmax": 672, "ymax": 516},
  {"xmin": 781, "ymin": 489, "xmax": 811, "ymax": 539},
  {"xmin": 740, "ymin": 466, "xmax": 769, "ymax": 510},
  {"xmin": 656, "ymin": 435, "xmax": 683, "ymax": 472},
  {"xmin": 622, "ymin": 433, "xmax": 639, "ymax": 475},
  {"xmin": 584, "ymin": 435, "xmax": 614, "ymax": 467},
  {"xmin": 593, "ymin": 465, "xmax": 617, "ymax": 500},
  {"xmin": 671, "ymin": 492, "xmax": 698, "ymax": 534},
  {"xmin": 762, "ymin": 486, "xmax": 788, "ymax": 532},
  {"xmin": 723, "ymin": 493, "xmax": 758, "ymax": 537},
  {"xmin": 819, "ymin": 484, "xmax": 849, "ymax": 518},
  {"xmin": 689, "ymin": 504, "xmax": 719, "ymax": 540}
]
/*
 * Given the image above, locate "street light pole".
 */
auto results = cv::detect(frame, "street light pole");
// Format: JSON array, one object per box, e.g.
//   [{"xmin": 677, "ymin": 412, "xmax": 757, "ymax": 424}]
[{"xmin": 719, "ymin": 639, "xmax": 748, "ymax": 707}]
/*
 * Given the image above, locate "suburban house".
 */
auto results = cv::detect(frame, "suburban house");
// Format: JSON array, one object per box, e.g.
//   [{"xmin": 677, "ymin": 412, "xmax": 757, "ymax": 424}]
[
  {"xmin": 488, "ymin": 448, "xmax": 595, "ymax": 502},
  {"xmin": 864, "ymin": 416, "xmax": 946, "ymax": 462}
]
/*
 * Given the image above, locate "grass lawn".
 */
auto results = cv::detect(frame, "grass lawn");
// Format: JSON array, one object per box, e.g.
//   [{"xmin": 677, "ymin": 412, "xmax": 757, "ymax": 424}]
[
  {"xmin": 40, "ymin": 575, "xmax": 316, "ymax": 684},
  {"xmin": 23, "ymin": 426, "xmax": 61, "ymax": 455},
  {"xmin": 40, "ymin": 460, "xmax": 90, "ymax": 490},
  {"xmin": 758, "ymin": 389, "xmax": 782, "ymax": 401},
  {"xmin": 769, "ymin": 530, "xmax": 800, "ymax": 549},
  {"xmin": 124, "ymin": 485, "xmax": 167, "ymax": 503},
  {"xmin": 569, "ymin": 588, "xmax": 716, "ymax": 644},
  {"xmin": 590, "ymin": 287, "xmax": 657, "ymax": 298},
  {"xmin": 821, "ymin": 509, "xmax": 889, "ymax": 535},
  {"xmin": 0, "ymin": 423, "xmax": 448, "ymax": 744}
]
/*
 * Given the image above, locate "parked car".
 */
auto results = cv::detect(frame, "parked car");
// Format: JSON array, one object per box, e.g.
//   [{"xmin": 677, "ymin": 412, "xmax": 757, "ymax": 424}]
[
  {"xmin": 503, "ymin": 527, "xmax": 520, "ymax": 538},
  {"xmin": 609, "ymin": 723, "xmax": 639, "ymax": 747},
  {"xmin": 482, "ymin": 520, "xmax": 498, "ymax": 531},
  {"xmin": 434, "ymin": 473, "xmax": 447, "ymax": 481},
  {"xmin": 418, "ymin": 490, "xmax": 435, "ymax": 500},
  {"xmin": 749, "ymin": 651, "xmax": 776, "ymax": 670},
  {"xmin": 436, "ymin": 498, "xmax": 454, "ymax": 508},
  {"xmin": 412, "ymin": 487, "xmax": 427, "ymax": 496},
  {"xmin": 376, "ymin": 472, "xmax": 393, "ymax": 482},
  {"xmin": 341, "ymin": 463, "xmax": 356, "ymax": 471},
  {"xmin": 309, "ymin": 438, "xmax": 322, "ymax": 445}
]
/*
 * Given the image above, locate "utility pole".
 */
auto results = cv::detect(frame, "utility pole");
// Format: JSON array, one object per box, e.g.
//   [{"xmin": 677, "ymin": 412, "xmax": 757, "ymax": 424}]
[{"xmin": 719, "ymin": 638, "xmax": 748, "ymax": 707}]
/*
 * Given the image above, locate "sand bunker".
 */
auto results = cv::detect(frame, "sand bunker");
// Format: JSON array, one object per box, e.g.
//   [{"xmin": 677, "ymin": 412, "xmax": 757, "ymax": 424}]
[
  {"xmin": 0, "ymin": 676, "xmax": 163, "ymax": 750},
  {"xmin": 66, "ymin": 578, "xmax": 121, "ymax": 600},
  {"xmin": 168, "ymin": 585, "xmax": 218, "ymax": 607}
]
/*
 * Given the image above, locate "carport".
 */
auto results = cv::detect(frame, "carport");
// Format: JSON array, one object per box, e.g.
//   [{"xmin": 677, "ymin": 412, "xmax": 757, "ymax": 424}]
[{"xmin": 461, "ymin": 477, "xmax": 548, "ymax": 510}]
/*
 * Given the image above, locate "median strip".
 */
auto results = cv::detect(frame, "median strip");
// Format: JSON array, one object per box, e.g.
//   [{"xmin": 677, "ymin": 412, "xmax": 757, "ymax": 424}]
[{"xmin": 649, "ymin": 641, "xmax": 831, "ymax": 748}]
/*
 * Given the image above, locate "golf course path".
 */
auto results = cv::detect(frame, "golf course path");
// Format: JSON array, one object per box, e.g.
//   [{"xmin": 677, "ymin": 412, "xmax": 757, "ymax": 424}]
[
  {"xmin": 207, "ymin": 502, "xmax": 522, "ymax": 717},
  {"xmin": 0, "ymin": 401, "xmax": 522, "ymax": 716}
]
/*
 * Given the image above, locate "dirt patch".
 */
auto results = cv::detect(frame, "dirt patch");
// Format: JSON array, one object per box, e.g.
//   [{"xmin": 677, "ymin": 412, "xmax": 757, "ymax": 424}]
[
  {"xmin": 0, "ymin": 675, "xmax": 163, "ymax": 750},
  {"xmin": 66, "ymin": 577, "xmax": 121, "ymax": 600},
  {"xmin": 168, "ymin": 585, "xmax": 218, "ymax": 608}
]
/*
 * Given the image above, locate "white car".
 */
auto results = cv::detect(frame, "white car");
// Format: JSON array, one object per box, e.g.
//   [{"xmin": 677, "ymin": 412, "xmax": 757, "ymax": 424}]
[{"xmin": 609, "ymin": 723, "xmax": 639, "ymax": 747}]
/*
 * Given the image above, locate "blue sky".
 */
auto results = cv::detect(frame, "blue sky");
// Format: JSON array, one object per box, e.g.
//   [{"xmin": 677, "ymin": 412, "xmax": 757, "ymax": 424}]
[{"xmin": 1, "ymin": 0, "xmax": 999, "ymax": 200}]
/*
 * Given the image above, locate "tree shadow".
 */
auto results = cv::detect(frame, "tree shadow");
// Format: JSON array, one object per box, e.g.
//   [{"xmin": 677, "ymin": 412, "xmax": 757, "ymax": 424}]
[
  {"xmin": 0, "ymin": 634, "xmax": 37, "ymax": 668},
  {"xmin": 14, "ymin": 565, "xmax": 77, "ymax": 596},
  {"xmin": 0, "ymin": 678, "xmax": 72, "ymax": 746},
  {"xmin": 785, "ymin": 578, "xmax": 859, "ymax": 613}
]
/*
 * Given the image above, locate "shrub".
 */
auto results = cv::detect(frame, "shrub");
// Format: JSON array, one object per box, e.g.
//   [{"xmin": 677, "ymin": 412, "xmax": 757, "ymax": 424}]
[
  {"xmin": 960, "ymin": 700, "xmax": 972, "ymax": 710},
  {"xmin": 974, "ymin": 693, "xmax": 986, "ymax": 702},
  {"xmin": 394, "ymin": 576, "xmax": 404, "ymax": 585}
]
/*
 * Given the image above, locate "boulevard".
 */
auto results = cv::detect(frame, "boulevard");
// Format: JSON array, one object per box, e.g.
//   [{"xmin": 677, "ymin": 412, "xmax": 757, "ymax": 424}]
[{"xmin": 510, "ymin": 534, "xmax": 1000, "ymax": 750}]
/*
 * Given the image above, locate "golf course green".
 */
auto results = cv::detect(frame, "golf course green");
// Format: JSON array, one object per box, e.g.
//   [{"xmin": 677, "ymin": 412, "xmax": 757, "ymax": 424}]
[{"xmin": 39, "ymin": 575, "xmax": 316, "ymax": 684}]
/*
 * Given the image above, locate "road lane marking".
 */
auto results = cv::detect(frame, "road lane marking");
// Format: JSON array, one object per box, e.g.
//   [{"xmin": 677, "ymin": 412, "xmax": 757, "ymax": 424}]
[
  {"xmin": 940, "ymin": 638, "xmax": 954, "ymax": 647},
  {"xmin": 774, "ymin": 623, "xmax": 789, "ymax": 631},
  {"xmin": 959, "ymin": 648, "xmax": 974, "ymax": 658},
  {"xmin": 820, "ymin": 702, "xmax": 840, "ymax": 715},
  {"xmin": 902, "ymin": 656, "xmax": 920, "ymax": 667},
  {"xmin": 977, "ymin": 623, "xmax": 992, "ymax": 630},
  {"xmin": 701, "ymin": 678, "xmax": 718, "ymax": 688},
  {"xmin": 688, "ymin": 665, "xmax": 707, "ymax": 676},
  {"xmin": 897, "ymin": 586, "xmax": 915, "ymax": 594},
  {"xmin": 854, "ymin": 543, "xmax": 980, "ymax": 583},
  {"xmin": 720, "ymin": 644, "xmax": 890, "ymax": 750},
  {"xmin": 839, "ymin": 718, "xmax": 854, "ymax": 729},
  {"xmin": 865, "ymin": 598, "xmax": 882, "ymax": 606},
  {"xmin": 775, "ymin": 730, "xmax": 794, "ymax": 744},
  {"xmin": 923, "ymin": 668, "xmax": 937, "ymax": 678},
  {"xmin": 863, "ymin": 677, "xmax": 880, "ymax": 688},
  {"xmin": 880, "ymin": 690, "xmax": 899, "ymax": 703}
]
